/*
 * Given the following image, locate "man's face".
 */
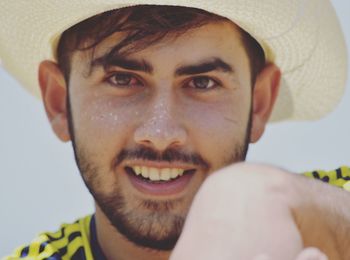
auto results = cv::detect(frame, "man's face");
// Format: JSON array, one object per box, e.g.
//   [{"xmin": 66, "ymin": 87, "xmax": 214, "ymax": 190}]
[{"xmin": 67, "ymin": 21, "xmax": 252, "ymax": 250}]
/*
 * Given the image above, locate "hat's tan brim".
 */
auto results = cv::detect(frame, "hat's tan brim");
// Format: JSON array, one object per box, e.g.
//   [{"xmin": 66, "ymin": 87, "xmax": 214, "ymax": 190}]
[{"xmin": 0, "ymin": 0, "xmax": 347, "ymax": 121}]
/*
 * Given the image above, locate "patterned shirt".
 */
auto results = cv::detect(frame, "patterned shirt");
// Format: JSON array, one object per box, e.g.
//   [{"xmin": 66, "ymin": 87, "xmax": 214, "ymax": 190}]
[{"xmin": 4, "ymin": 166, "xmax": 350, "ymax": 260}]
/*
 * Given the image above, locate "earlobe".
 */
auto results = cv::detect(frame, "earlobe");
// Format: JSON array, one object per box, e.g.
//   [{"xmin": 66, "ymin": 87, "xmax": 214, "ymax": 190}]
[
  {"xmin": 38, "ymin": 61, "xmax": 70, "ymax": 142},
  {"xmin": 250, "ymin": 63, "xmax": 281, "ymax": 143}
]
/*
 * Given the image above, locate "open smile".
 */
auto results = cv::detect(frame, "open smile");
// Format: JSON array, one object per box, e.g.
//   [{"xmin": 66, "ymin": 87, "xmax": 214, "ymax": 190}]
[{"xmin": 124, "ymin": 165, "xmax": 197, "ymax": 196}]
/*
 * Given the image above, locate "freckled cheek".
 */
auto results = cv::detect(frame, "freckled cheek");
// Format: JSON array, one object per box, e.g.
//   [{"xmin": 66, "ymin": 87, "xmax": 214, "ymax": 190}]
[{"xmin": 72, "ymin": 98, "xmax": 140, "ymax": 145}]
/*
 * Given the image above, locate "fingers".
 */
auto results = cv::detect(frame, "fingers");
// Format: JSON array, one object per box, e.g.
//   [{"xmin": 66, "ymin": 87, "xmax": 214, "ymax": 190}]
[
  {"xmin": 295, "ymin": 248, "xmax": 328, "ymax": 260},
  {"xmin": 253, "ymin": 248, "xmax": 328, "ymax": 260}
]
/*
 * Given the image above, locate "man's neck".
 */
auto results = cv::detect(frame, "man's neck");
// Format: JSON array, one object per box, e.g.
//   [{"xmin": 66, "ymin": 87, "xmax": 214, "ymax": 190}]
[{"xmin": 94, "ymin": 207, "xmax": 171, "ymax": 260}]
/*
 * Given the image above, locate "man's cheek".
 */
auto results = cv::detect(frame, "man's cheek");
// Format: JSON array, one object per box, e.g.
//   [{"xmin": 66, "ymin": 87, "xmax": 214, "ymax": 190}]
[{"xmin": 191, "ymin": 110, "xmax": 244, "ymax": 147}]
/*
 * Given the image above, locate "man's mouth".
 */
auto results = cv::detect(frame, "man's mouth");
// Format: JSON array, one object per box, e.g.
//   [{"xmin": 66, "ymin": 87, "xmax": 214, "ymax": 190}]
[
  {"xmin": 124, "ymin": 165, "xmax": 196, "ymax": 195},
  {"xmin": 126, "ymin": 166, "xmax": 195, "ymax": 181}
]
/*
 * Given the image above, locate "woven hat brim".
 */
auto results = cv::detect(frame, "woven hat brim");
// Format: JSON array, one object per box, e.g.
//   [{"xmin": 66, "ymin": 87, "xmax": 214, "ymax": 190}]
[{"xmin": 0, "ymin": 0, "xmax": 347, "ymax": 122}]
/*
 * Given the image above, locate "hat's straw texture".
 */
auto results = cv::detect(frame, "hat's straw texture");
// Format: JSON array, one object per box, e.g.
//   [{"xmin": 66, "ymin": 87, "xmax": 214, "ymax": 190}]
[{"xmin": 0, "ymin": 0, "xmax": 347, "ymax": 122}]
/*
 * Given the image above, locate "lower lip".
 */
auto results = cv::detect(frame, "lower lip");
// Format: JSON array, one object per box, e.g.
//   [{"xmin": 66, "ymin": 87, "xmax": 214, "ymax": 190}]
[{"xmin": 126, "ymin": 169, "xmax": 195, "ymax": 196}]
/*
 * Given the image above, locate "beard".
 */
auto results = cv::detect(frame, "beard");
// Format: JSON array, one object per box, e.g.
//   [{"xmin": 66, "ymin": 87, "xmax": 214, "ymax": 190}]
[{"xmin": 66, "ymin": 96, "xmax": 251, "ymax": 251}]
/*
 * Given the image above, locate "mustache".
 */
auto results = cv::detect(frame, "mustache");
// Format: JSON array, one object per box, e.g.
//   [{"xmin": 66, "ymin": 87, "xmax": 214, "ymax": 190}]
[{"xmin": 114, "ymin": 146, "xmax": 210, "ymax": 169}]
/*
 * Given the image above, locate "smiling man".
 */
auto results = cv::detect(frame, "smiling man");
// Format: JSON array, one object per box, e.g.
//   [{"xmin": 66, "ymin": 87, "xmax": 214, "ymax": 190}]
[
  {"xmin": 43, "ymin": 9, "xmax": 266, "ymax": 257},
  {"xmin": 1, "ymin": 1, "xmax": 349, "ymax": 260}
]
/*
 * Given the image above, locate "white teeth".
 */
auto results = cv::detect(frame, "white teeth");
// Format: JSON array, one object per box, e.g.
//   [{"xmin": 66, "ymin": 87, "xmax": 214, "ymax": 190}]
[
  {"xmin": 131, "ymin": 166, "xmax": 186, "ymax": 181},
  {"xmin": 149, "ymin": 168, "xmax": 160, "ymax": 181},
  {"xmin": 134, "ymin": 166, "xmax": 142, "ymax": 176},
  {"xmin": 171, "ymin": 168, "xmax": 182, "ymax": 178},
  {"xmin": 170, "ymin": 169, "xmax": 178, "ymax": 179},
  {"xmin": 160, "ymin": 168, "xmax": 171, "ymax": 181},
  {"xmin": 141, "ymin": 166, "xmax": 149, "ymax": 178}
]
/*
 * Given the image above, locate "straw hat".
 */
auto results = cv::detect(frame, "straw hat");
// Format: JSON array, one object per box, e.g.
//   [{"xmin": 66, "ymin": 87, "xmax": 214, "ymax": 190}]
[{"xmin": 0, "ymin": 0, "xmax": 347, "ymax": 121}]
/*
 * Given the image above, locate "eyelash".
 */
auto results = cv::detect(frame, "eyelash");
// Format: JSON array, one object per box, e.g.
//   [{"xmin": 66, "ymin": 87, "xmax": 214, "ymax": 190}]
[
  {"xmin": 106, "ymin": 72, "xmax": 143, "ymax": 88},
  {"xmin": 185, "ymin": 76, "xmax": 220, "ymax": 90},
  {"xmin": 105, "ymin": 72, "xmax": 221, "ymax": 91}
]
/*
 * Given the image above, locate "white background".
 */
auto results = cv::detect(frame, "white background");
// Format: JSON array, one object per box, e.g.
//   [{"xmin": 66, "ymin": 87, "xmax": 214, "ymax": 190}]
[{"xmin": 1, "ymin": 1, "xmax": 349, "ymax": 256}]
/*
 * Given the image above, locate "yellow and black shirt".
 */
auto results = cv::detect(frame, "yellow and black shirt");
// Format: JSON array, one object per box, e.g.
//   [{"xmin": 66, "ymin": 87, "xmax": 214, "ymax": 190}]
[
  {"xmin": 4, "ymin": 166, "xmax": 350, "ymax": 260},
  {"xmin": 4, "ymin": 215, "xmax": 105, "ymax": 260}
]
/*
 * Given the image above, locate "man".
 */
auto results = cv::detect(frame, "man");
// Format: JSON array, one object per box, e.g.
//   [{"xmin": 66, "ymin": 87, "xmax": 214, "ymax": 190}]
[{"xmin": 1, "ymin": 1, "xmax": 349, "ymax": 259}]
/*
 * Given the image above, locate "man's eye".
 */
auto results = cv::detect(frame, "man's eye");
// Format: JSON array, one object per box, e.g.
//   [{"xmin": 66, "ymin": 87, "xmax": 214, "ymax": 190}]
[
  {"xmin": 188, "ymin": 77, "xmax": 218, "ymax": 90},
  {"xmin": 107, "ymin": 73, "xmax": 142, "ymax": 87}
]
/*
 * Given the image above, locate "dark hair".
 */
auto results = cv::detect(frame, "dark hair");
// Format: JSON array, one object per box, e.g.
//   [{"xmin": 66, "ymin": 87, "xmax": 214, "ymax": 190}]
[{"xmin": 57, "ymin": 5, "xmax": 265, "ymax": 85}]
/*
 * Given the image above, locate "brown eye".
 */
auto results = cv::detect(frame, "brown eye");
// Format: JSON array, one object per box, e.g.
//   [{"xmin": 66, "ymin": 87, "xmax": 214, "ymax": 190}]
[
  {"xmin": 107, "ymin": 73, "xmax": 142, "ymax": 87},
  {"xmin": 188, "ymin": 76, "xmax": 218, "ymax": 90}
]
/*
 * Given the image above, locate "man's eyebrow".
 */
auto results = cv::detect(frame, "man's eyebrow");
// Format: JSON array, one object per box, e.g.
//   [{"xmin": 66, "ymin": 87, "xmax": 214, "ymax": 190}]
[
  {"xmin": 91, "ymin": 54, "xmax": 153, "ymax": 74},
  {"xmin": 175, "ymin": 58, "xmax": 234, "ymax": 76}
]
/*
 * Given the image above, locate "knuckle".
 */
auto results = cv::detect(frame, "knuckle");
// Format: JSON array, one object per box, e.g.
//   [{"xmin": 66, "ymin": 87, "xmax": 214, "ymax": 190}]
[
  {"xmin": 198, "ymin": 163, "xmax": 297, "ymax": 209},
  {"xmin": 205, "ymin": 162, "xmax": 291, "ymax": 194}
]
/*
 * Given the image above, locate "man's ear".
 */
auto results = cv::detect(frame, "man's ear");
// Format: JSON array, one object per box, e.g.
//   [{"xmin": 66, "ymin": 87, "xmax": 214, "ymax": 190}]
[
  {"xmin": 250, "ymin": 63, "xmax": 281, "ymax": 143},
  {"xmin": 38, "ymin": 60, "xmax": 70, "ymax": 142}
]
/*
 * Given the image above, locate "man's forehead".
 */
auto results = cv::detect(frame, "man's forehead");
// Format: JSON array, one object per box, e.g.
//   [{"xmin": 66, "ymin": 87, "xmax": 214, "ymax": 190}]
[
  {"xmin": 73, "ymin": 20, "xmax": 243, "ymax": 67},
  {"xmin": 91, "ymin": 54, "xmax": 235, "ymax": 76}
]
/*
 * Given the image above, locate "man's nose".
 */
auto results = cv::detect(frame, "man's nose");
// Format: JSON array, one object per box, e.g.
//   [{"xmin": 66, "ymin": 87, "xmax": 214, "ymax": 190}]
[{"xmin": 134, "ymin": 97, "xmax": 187, "ymax": 152}]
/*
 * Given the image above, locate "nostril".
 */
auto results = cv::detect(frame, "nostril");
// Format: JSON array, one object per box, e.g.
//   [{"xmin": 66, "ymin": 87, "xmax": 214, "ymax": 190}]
[{"xmin": 134, "ymin": 120, "xmax": 187, "ymax": 151}]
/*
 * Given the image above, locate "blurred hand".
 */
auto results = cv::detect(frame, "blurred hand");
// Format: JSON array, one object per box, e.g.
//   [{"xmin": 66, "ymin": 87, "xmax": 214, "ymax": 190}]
[
  {"xmin": 254, "ymin": 248, "xmax": 328, "ymax": 260},
  {"xmin": 170, "ymin": 163, "xmax": 329, "ymax": 260}
]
